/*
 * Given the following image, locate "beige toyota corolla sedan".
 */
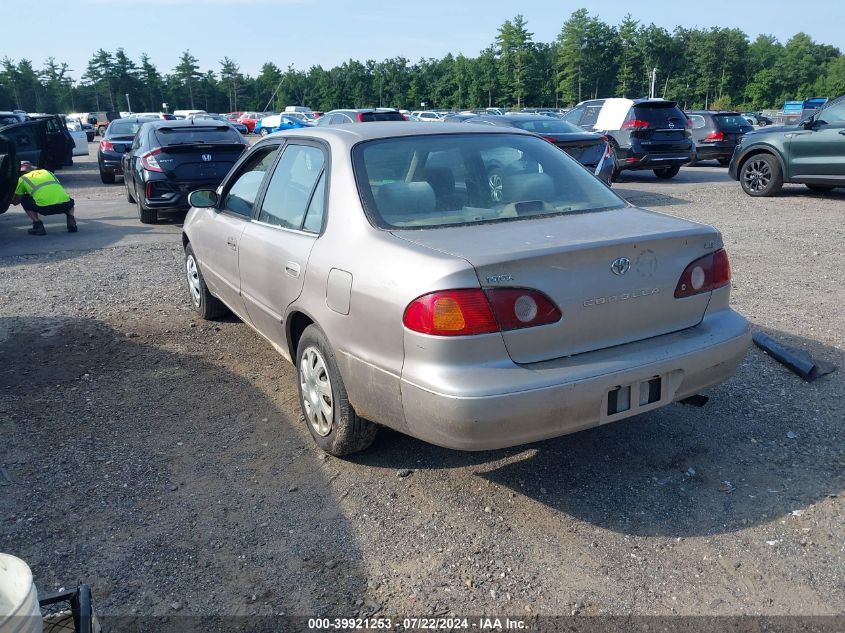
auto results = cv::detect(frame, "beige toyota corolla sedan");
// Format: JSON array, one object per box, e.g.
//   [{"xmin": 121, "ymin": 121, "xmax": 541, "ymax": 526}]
[{"xmin": 182, "ymin": 123, "xmax": 751, "ymax": 456}]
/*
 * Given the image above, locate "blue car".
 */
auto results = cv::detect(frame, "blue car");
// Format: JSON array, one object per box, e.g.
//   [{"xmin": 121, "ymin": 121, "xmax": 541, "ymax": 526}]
[{"xmin": 255, "ymin": 115, "xmax": 309, "ymax": 136}]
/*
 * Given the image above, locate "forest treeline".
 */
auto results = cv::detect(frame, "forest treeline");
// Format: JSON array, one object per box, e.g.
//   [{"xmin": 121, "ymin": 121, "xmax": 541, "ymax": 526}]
[{"xmin": 2, "ymin": 10, "xmax": 844, "ymax": 115}]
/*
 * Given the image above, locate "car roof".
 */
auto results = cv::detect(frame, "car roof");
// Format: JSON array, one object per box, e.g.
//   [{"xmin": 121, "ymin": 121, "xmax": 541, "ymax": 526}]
[
  {"xmin": 475, "ymin": 114, "xmax": 555, "ymax": 123},
  {"xmin": 145, "ymin": 118, "xmax": 232, "ymax": 128},
  {"xmin": 259, "ymin": 121, "xmax": 535, "ymax": 148}
]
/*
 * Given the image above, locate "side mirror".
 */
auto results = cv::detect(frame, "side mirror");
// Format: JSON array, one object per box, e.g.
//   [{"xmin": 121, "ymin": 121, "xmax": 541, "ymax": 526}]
[
  {"xmin": 802, "ymin": 117, "xmax": 815, "ymax": 130},
  {"xmin": 188, "ymin": 189, "xmax": 219, "ymax": 208}
]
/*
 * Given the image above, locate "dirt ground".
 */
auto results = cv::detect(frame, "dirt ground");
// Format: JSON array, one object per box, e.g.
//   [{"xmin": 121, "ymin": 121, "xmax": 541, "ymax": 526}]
[{"xmin": 1, "ymin": 146, "xmax": 843, "ymax": 626}]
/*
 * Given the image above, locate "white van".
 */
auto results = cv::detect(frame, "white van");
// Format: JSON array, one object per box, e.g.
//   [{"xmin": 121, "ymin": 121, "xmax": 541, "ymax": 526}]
[{"xmin": 173, "ymin": 109, "xmax": 207, "ymax": 119}]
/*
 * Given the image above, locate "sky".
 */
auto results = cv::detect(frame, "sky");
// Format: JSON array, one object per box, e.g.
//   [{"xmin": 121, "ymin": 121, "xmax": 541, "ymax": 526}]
[{"xmin": 3, "ymin": 0, "xmax": 844, "ymax": 81}]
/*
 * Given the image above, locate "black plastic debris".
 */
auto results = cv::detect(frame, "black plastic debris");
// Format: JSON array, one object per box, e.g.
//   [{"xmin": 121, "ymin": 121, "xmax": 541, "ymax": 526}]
[{"xmin": 752, "ymin": 332, "xmax": 837, "ymax": 382}]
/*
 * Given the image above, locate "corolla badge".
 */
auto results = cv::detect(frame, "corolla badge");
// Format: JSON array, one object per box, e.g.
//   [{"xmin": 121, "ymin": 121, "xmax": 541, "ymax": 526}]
[
  {"xmin": 610, "ymin": 257, "xmax": 631, "ymax": 276},
  {"xmin": 201, "ymin": 154, "xmax": 212, "ymax": 162}
]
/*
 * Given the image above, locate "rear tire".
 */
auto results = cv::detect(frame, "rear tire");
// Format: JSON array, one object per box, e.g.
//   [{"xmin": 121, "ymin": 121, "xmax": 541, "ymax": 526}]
[
  {"xmin": 100, "ymin": 170, "xmax": 115, "ymax": 184},
  {"xmin": 654, "ymin": 165, "xmax": 681, "ymax": 179},
  {"xmin": 137, "ymin": 195, "xmax": 158, "ymax": 224},
  {"xmin": 297, "ymin": 325, "xmax": 378, "ymax": 456},
  {"xmin": 487, "ymin": 167, "xmax": 505, "ymax": 203},
  {"xmin": 806, "ymin": 184, "xmax": 835, "ymax": 193},
  {"xmin": 260, "ymin": 128, "xmax": 269, "ymax": 136},
  {"xmin": 185, "ymin": 243, "xmax": 227, "ymax": 319},
  {"xmin": 740, "ymin": 154, "xmax": 783, "ymax": 197}
]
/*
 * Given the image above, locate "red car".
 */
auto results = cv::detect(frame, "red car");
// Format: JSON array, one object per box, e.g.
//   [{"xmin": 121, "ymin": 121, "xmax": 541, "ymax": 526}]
[{"xmin": 236, "ymin": 112, "xmax": 264, "ymax": 133}]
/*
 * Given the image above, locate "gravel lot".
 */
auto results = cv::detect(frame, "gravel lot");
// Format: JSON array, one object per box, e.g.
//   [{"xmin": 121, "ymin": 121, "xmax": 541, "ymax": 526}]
[{"xmin": 1, "ymin": 146, "xmax": 843, "ymax": 624}]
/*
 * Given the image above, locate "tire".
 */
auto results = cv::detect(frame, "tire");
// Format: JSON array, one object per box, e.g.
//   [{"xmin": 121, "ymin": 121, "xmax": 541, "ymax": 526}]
[
  {"xmin": 654, "ymin": 165, "xmax": 681, "ymax": 179},
  {"xmin": 487, "ymin": 167, "xmax": 505, "ymax": 203},
  {"xmin": 137, "ymin": 194, "xmax": 158, "ymax": 224},
  {"xmin": 296, "ymin": 325, "xmax": 378, "ymax": 456},
  {"xmin": 717, "ymin": 157, "xmax": 731, "ymax": 166},
  {"xmin": 259, "ymin": 127, "xmax": 268, "ymax": 137},
  {"xmin": 97, "ymin": 125, "xmax": 106, "ymax": 136},
  {"xmin": 740, "ymin": 154, "xmax": 783, "ymax": 197},
  {"xmin": 125, "ymin": 180, "xmax": 136, "ymax": 203},
  {"xmin": 184, "ymin": 243, "xmax": 227, "ymax": 319},
  {"xmin": 806, "ymin": 184, "xmax": 835, "ymax": 193},
  {"xmin": 99, "ymin": 170, "xmax": 116, "ymax": 184}
]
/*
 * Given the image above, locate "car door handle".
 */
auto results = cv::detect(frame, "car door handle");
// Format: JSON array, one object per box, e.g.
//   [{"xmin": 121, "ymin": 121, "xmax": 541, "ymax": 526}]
[
  {"xmin": 226, "ymin": 237, "xmax": 237, "ymax": 251},
  {"xmin": 285, "ymin": 261, "xmax": 301, "ymax": 278},
  {"xmin": 839, "ymin": 130, "xmax": 845, "ymax": 135}
]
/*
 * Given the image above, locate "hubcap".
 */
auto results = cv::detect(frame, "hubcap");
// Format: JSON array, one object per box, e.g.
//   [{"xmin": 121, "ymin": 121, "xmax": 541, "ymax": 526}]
[
  {"xmin": 299, "ymin": 347, "xmax": 333, "ymax": 437},
  {"xmin": 488, "ymin": 172, "xmax": 503, "ymax": 202},
  {"xmin": 743, "ymin": 159, "xmax": 771, "ymax": 192},
  {"xmin": 186, "ymin": 255, "xmax": 201, "ymax": 306}
]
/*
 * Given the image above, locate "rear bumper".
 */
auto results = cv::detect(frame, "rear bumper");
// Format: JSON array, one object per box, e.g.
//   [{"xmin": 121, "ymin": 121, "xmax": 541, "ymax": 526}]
[
  {"xmin": 695, "ymin": 144, "xmax": 736, "ymax": 160},
  {"xmin": 400, "ymin": 309, "xmax": 750, "ymax": 450},
  {"xmin": 616, "ymin": 150, "xmax": 694, "ymax": 172},
  {"xmin": 98, "ymin": 154, "xmax": 123, "ymax": 174},
  {"xmin": 142, "ymin": 180, "xmax": 220, "ymax": 210}
]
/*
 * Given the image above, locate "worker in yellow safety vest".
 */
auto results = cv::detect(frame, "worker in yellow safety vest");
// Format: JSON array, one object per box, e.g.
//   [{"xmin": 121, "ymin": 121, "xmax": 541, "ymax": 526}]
[{"xmin": 11, "ymin": 161, "xmax": 76, "ymax": 235}]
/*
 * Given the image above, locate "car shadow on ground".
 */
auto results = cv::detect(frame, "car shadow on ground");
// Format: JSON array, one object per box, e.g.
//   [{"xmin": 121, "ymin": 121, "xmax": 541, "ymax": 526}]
[
  {"xmin": 612, "ymin": 188, "xmax": 688, "ymax": 208},
  {"xmin": 357, "ymin": 326, "xmax": 842, "ymax": 538},
  {"xmin": 0, "ymin": 316, "xmax": 365, "ymax": 619},
  {"xmin": 615, "ymin": 166, "xmax": 733, "ymax": 185}
]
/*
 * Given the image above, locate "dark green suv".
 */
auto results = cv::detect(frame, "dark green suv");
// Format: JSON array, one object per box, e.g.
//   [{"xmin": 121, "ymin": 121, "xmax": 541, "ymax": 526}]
[{"xmin": 729, "ymin": 95, "xmax": 845, "ymax": 196}]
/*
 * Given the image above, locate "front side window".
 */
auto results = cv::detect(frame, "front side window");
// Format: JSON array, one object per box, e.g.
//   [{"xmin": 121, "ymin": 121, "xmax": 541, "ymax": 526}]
[
  {"xmin": 222, "ymin": 147, "xmax": 278, "ymax": 216},
  {"xmin": 258, "ymin": 144, "xmax": 326, "ymax": 230},
  {"xmin": 687, "ymin": 115, "xmax": 707, "ymax": 130},
  {"xmin": 354, "ymin": 133, "xmax": 625, "ymax": 229},
  {"xmin": 817, "ymin": 100, "xmax": 845, "ymax": 125}
]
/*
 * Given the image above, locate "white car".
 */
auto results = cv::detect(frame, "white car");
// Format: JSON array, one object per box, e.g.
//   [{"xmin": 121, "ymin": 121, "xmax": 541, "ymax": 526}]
[
  {"xmin": 416, "ymin": 111, "xmax": 445, "ymax": 122},
  {"xmin": 64, "ymin": 117, "xmax": 89, "ymax": 157}
]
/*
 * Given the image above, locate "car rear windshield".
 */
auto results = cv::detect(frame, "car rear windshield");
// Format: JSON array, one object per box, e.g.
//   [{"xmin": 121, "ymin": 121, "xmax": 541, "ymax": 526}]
[
  {"xmin": 359, "ymin": 112, "xmax": 405, "ymax": 122},
  {"xmin": 713, "ymin": 114, "xmax": 753, "ymax": 131},
  {"xmin": 0, "ymin": 115, "xmax": 19, "ymax": 125},
  {"xmin": 353, "ymin": 133, "xmax": 624, "ymax": 229},
  {"xmin": 630, "ymin": 103, "xmax": 687, "ymax": 127},
  {"xmin": 509, "ymin": 119, "xmax": 585, "ymax": 134},
  {"xmin": 154, "ymin": 125, "xmax": 241, "ymax": 146},
  {"xmin": 108, "ymin": 121, "xmax": 144, "ymax": 136}
]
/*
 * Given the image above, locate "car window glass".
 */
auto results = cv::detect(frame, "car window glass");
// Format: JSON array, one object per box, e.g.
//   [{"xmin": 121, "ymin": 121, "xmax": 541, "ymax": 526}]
[
  {"xmin": 688, "ymin": 115, "xmax": 706, "ymax": 130},
  {"xmin": 578, "ymin": 106, "xmax": 602, "ymax": 129},
  {"xmin": 5, "ymin": 125, "xmax": 39, "ymax": 149},
  {"xmin": 817, "ymin": 101, "xmax": 845, "ymax": 125},
  {"xmin": 222, "ymin": 147, "xmax": 278, "ymax": 216},
  {"xmin": 259, "ymin": 145, "xmax": 325, "ymax": 229},
  {"xmin": 302, "ymin": 172, "xmax": 326, "ymax": 233}
]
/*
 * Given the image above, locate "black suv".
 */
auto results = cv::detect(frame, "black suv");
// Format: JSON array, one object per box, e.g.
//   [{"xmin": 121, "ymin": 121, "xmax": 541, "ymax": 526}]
[
  {"xmin": 686, "ymin": 111, "xmax": 753, "ymax": 165},
  {"xmin": 564, "ymin": 98, "xmax": 695, "ymax": 179},
  {"xmin": 98, "ymin": 117, "xmax": 158, "ymax": 184}
]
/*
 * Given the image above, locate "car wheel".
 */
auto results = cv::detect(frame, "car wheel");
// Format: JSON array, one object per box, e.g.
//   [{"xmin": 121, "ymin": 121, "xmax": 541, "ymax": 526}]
[
  {"xmin": 184, "ymin": 243, "xmax": 227, "ymax": 319},
  {"xmin": 137, "ymin": 193, "xmax": 158, "ymax": 224},
  {"xmin": 488, "ymin": 167, "xmax": 505, "ymax": 203},
  {"xmin": 717, "ymin": 157, "xmax": 731, "ymax": 166},
  {"xmin": 125, "ymin": 180, "xmax": 136, "ymax": 203},
  {"xmin": 806, "ymin": 184, "xmax": 835, "ymax": 193},
  {"xmin": 259, "ymin": 128, "xmax": 268, "ymax": 136},
  {"xmin": 97, "ymin": 125, "xmax": 106, "ymax": 136},
  {"xmin": 654, "ymin": 165, "xmax": 681, "ymax": 179},
  {"xmin": 297, "ymin": 325, "xmax": 378, "ymax": 456},
  {"xmin": 740, "ymin": 154, "xmax": 783, "ymax": 197},
  {"xmin": 99, "ymin": 170, "xmax": 116, "ymax": 184}
]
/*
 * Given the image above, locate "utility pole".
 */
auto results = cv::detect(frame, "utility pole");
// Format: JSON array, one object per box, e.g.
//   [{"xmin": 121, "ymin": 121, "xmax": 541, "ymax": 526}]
[
  {"xmin": 649, "ymin": 68, "xmax": 657, "ymax": 99},
  {"xmin": 125, "ymin": 93, "xmax": 131, "ymax": 113}
]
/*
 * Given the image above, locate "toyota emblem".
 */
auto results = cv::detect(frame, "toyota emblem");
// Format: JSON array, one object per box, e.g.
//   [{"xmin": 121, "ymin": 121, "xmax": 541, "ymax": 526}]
[
  {"xmin": 611, "ymin": 257, "xmax": 631, "ymax": 275},
  {"xmin": 201, "ymin": 154, "xmax": 212, "ymax": 162}
]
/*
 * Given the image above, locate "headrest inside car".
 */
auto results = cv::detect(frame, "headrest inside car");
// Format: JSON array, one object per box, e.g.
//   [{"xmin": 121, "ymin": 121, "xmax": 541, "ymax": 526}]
[
  {"xmin": 377, "ymin": 181, "xmax": 436, "ymax": 215},
  {"xmin": 503, "ymin": 172, "xmax": 555, "ymax": 204}
]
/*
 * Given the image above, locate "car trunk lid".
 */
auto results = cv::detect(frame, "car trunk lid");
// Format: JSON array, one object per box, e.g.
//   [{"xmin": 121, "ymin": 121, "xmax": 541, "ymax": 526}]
[
  {"xmin": 392, "ymin": 208, "xmax": 719, "ymax": 363},
  {"xmin": 627, "ymin": 102, "xmax": 690, "ymax": 152},
  {"xmin": 152, "ymin": 142, "xmax": 246, "ymax": 181},
  {"xmin": 543, "ymin": 134, "xmax": 606, "ymax": 167}
]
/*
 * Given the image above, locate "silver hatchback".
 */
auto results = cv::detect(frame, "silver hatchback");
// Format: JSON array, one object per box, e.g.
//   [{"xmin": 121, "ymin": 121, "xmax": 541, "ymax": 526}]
[{"xmin": 182, "ymin": 123, "xmax": 750, "ymax": 455}]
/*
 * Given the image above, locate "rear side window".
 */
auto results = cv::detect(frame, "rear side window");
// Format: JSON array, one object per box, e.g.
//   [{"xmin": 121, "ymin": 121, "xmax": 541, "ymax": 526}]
[
  {"xmin": 687, "ymin": 115, "xmax": 707, "ymax": 130},
  {"xmin": 109, "ymin": 121, "xmax": 143, "ymax": 136},
  {"xmin": 629, "ymin": 104, "xmax": 687, "ymax": 128},
  {"xmin": 359, "ymin": 112, "xmax": 405, "ymax": 122},
  {"xmin": 155, "ymin": 126, "xmax": 241, "ymax": 146},
  {"xmin": 712, "ymin": 114, "xmax": 753, "ymax": 131},
  {"xmin": 577, "ymin": 106, "xmax": 602, "ymax": 129}
]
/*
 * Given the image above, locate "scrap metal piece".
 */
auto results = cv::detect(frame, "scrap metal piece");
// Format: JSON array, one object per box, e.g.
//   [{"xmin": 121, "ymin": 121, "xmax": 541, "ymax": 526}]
[{"xmin": 752, "ymin": 332, "xmax": 836, "ymax": 382}]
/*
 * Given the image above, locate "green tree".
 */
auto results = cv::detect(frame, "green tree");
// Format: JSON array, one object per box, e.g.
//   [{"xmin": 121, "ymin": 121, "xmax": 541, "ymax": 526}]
[
  {"xmin": 496, "ymin": 15, "xmax": 533, "ymax": 108},
  {"xmin": 174, "ymin": 50, "xmax": 202, "ymax": 108}
]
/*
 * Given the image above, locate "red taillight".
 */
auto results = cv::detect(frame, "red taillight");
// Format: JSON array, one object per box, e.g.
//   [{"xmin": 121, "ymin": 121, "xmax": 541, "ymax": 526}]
[
  {"xmin": 145, "ymin": 181, "xmax": 154, "ymax": 198},
  {"xmin": 704, "ymin": 131, "xmax": 725, "ymax": 142},
  {"xmin": 140, "ymin": 148, "xmax": 163, "ymax": 173},
  {"xmin": 401, "ymin": 113, "xmax": 408, "ymax": 120},
  {"xmin": 674, "ymin": 249, "xmax": 731, "ymax": 298},
  {"xmin": 686, "ymin": 118, "xmax": 694, "ymax": 128},
  {"xmin": 99, "ymin": 140, "xmax": 114, "ymax": 151},
  {"xmin": 621, "ymin": 119, "xmax": 650, "ymax": 130},
  {"xmin": 403, "ymin": 288, "xmax": 561, "ymax": 336},
  {"xmin": 357, "ymin": 112, "xmax": 365, "ymax": 122},
  {"xmin": 542, "ymin": 135, "xmax": 557, "ymax": 144}
]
